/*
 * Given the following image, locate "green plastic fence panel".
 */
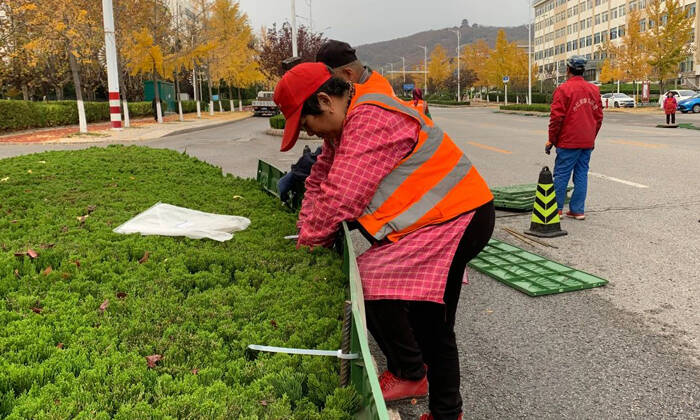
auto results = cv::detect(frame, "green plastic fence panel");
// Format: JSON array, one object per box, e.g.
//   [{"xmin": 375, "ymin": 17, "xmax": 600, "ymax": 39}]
[
  {"xmin": 342, "ymin": 223, "xmax": 390, "ymax": 420},
  {"xmin": 469, "ymin": 239, "xmax": 608, "ymax": 296},
  {"xmin": 256, "ymin": 160, "xmax": 305, "ymax": 211},
  {"xmin": 491, "ymin": 184, "xmax": 572, "ymax": 211}
]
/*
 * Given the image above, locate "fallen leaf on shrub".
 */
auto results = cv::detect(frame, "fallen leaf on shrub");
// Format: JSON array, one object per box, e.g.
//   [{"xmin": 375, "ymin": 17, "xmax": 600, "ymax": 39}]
[
  {"xmin": 0, "ymin": 177, "xmax": 8, "ymax": 182},
  {"xmin": 61, "ymin": 273, "xmax": 70, "ymax": 279},
  {"xmin": 27, "ymin": 169, "xmax": 32, "ymax": 174},
  {"xmin": 38, "ymin": 160, "xmax": 46, "ymax": 164},
  {"xmin": 24, "ymin": 189, "xmax": 31, "ymax": 193},
  {"xmin": 0, "ymin": 243, "xmax": 6, "ymax": 251},
  {"xmin": 10, "ymin": 220, "xmax": 17, "ymax": 224},
  {"xmin": 191, "ymin": 369, "xmax": 199, "ymax": 375},
  {"xmin": 129, "ymin": 176, "xmax": 135, "ymax": 180},
  {"xmin": 116, "ymin": 292, "xmax": 127, "ymax": 299},
  {"xmin": 145, "ymin": 354, "xmax": 162, "ymax": 368},
  {"xmin": 27, "ymin": 249, "xmax": 38, "ymax": 258},
  {"xmin": 56, "ymin": 343, "xmax": 64, "ymax": 349},
  {"xmin": 259, "ymin": 400, "xmax": 268, "ymax": 407},
  {"xmin": 31, "ymin": 307, "xmax": 42, "ymax": 314},
  {"xmin": 14, "ymin": 269, "xmax": 19, "ymax": 278},
  {"xmin": 40, "ymin": 243, "xmax": 55, "ymax": 249},
  {"xmin": 14, "ymin": 252, "xmax": 26, "ymax": 258},
  {"xmin": 86, "ymin": 205, "xmax": 97, "ymax": 214},
  {"xmin": 74, "ymin": 260, "xmax": 81, "ymax": 268},
  {"xmin": 138, "ymin": 252, "xmax": 149, "ymax": 264},
  {"xmin": 270, "ymin": 320, "xmax": 278, "ymax": 329},
  {"xmin": 99, "ymin": 299, "xmax": 109, "ymax": 313},
  {"xmin": 233, "ymin": 195, "xmax": 243, "ymax": 199},
  {"xmin": 77, "ymin": 215, "xmax": 88, "ymax": 223},
  {"xmin": 42, "ymin": 266, "xmax": 52, "ymax": 276},
  {"xmin": 61, "ymin": 226, "xmax": 68, "ymax": 233}
]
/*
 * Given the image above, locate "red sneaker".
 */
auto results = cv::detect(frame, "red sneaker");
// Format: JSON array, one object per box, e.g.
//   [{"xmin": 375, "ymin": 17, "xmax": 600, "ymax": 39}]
[
  {"xmin": 419, "ymin": 413, "xmax": 463, "ymax": 420},
  {"xmin": 558, "ymin": 209, "xmax": 563, "ymax": 216},
  {"xmin": 378, "ymin": 370, "xmax": 427, "ymax": 401},
  {"xmin": 565, "ymin": 211, "xmax": 585, "ymax": 220}
]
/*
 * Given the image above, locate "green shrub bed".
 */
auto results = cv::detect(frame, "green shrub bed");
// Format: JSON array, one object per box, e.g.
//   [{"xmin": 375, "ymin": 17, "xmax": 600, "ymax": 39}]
[
  {"xmin": 269, "ymin": 114, "xmax": 286, "ymax": 129},
  {"xmin": 500, "ymin": 104, "xmax": 551, "ymax": 113},
  {"xmin": 0, "ymin": 146, "xmax": 357, "ymax": 419}
]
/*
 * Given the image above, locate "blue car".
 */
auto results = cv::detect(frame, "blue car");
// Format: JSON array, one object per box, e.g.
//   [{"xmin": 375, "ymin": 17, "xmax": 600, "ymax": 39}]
[{"xmin": 678, "ymin": 93, "xmax": 700, "ymax": 114}]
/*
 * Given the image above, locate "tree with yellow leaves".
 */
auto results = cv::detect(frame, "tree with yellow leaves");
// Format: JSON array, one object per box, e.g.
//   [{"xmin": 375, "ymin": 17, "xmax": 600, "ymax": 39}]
[
  {"xmin": 645, "ymin": 0, "xmax": 695, "ymax": 93},
  {"xmin": 482, "ymin": 30, "xmax": 531, "ymax": 90},
  {"xmin": 427, "ymin": 44, "xmax": 453, "ymax": 93},
  {"xmin": 0, "ymin": 0, "xmax": 40, "ymax": 100},
  {"xmin": 616, "ymin": 9, "xmax": 651, "ymax": 102},
  {"xmin": 460, "ymin": 39, "xmax": 491, "ymax": 90},
  {"xmin": 123, "ymin": 28, "xmax": 167, "ymax": 122}
]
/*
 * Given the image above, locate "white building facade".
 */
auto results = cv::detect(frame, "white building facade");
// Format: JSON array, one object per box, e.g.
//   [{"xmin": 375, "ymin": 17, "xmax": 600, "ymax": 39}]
[{"xmin": 533, "ymin": 0, "xmax": 700, "ymax": 85}]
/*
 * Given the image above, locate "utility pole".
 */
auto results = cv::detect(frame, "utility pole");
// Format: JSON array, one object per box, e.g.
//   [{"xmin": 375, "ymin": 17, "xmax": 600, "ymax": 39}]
[
  {"xmin": 290, "ymin": 0, "xmax": 298, "ymax": 56},
  {"xmin": 450, "ymin": 29, "xmax": 461, "ymax": 102},
  {"xmin": 418, "ymin": 45, "xmax": 428, "ymax": 95},
  {"xmin": 402, "ymin": 56, "xmax": 406, "ymax": 83},
  {"xmin": 102, "ymin": 0, "xmax": 121, "ymax": 130}
]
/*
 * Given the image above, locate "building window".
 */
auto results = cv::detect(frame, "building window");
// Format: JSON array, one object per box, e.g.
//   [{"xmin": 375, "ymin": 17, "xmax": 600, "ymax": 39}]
[
  {"xmin": 640, "ymin": 19, "xmax": 646, "ymax": 32},
  {"xmin": 610, "ymin": 27, "xmax": 617, "ymax": 40},
  {"xmin": 594, "ymin": 32, "xmax": 601, "ymax": 44},
  {"xmin": 619, "ymin": 5, "xmax": 626, "ymax": 16},
  {"xmin": 595, "ymin": 14, "xmax": 601, "ymax": 25},
  {"xmin": 612, "ymin": 8, "xmax": 618, "ymax": 19},
  {"xmin": 587, "ymin": 17, "xmax": 592, "ymax": 28},
  {"xmin": 586, "ymin": 35, "xmax": 592, "ymax": 46},
  {"xmin": 602, "ymin": 11, "xmax": 608, "ymax": 22},
  {"xmin": 618, "ymin": 25, "xmax": 625, "ymax": 37}
]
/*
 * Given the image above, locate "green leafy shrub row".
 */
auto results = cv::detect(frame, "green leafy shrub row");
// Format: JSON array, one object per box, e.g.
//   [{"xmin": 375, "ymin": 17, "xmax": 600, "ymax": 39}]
[
  {"xmin": 427, "ymin": 100, "xmax": 470, "ymax": 106},
  {"xmin": 0, "ymin": 146, "xmax": 358, "ymax": 419},
  {"xmin": 500, "ymin": 104, "xmax": 551, "ymax": 112},
  {"xmin": 269, "ymin": 114, "xmax": 286, "ymax": 129}
]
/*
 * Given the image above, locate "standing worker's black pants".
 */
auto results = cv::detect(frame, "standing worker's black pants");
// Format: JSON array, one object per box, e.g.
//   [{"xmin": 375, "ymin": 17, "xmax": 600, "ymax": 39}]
[
  {"xmin": 365, "ymin": 200, "xmax": 495, "ymax": 420},
  {"xmin": 666, "ymin": 113, "xmax": 676, "ymax": 125}
]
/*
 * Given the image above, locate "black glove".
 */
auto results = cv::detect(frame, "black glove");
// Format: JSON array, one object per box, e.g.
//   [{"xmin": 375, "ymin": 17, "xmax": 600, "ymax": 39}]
[{"xmin": 545, "ymin": 142, "xmax": 553, "ymax": 155}]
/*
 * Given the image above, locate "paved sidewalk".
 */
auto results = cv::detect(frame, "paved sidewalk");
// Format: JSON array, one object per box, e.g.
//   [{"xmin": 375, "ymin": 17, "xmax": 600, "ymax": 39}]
[{"xmin": 0, "ymin": 111, "xmax": 252, "ymax": 144}]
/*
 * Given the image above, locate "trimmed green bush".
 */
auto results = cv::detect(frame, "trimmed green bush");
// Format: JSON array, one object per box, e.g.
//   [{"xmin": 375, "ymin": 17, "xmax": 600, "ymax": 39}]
[
  {"xmin": 500, "ymin": 104, "xmax": 551, "ymax": 112},
  {"xmin": 0, "ymin": 146, "xmax": 358, "ymax": 418},
  {"xmin": 269, "ymin": 114, "xmax": 286, "ymax": 129}
]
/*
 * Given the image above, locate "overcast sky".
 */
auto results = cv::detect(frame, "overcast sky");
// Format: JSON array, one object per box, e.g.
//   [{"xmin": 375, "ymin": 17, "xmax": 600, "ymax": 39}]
[{"xmin": 237, "ymin": 0, "xmax": 531, "ymax": 46}]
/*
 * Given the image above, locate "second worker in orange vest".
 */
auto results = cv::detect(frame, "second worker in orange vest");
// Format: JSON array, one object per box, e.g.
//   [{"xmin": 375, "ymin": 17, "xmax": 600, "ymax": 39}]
[{"xmin": 274, "ymin": 63, "xmax": 494, "ymax": 420}]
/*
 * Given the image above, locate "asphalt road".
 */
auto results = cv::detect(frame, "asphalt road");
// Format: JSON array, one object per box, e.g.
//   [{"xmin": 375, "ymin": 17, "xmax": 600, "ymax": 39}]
[{"xmin": 1, "ymin": 108, "xmax": 699, "ymax": 419}]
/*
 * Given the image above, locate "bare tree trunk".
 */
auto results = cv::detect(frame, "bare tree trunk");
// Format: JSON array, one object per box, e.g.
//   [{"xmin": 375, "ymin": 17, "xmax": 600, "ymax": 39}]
[
  {"xmin": 174, "ymin": 70, "xmax": 183, "ymax": 121},
  {"xmin": 68, "ymin": 50, "xmax": 87, "ymax": 133},
  {"xmin": 217, "ymin": 80, "xmax": 223, "ymax": 112},
  {"xmin": 21, "ymin": 84, "xmax": 29, "ymax": 101},
  {"xmin": 55, "ymin": 85, "xmax": 64, "ymax": 100}
]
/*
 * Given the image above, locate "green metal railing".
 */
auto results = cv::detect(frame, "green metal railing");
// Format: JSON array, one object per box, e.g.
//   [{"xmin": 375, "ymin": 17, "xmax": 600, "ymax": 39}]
[{"xmin": 256, "ymin": 160, "xmax": 388, "ymax": 419}]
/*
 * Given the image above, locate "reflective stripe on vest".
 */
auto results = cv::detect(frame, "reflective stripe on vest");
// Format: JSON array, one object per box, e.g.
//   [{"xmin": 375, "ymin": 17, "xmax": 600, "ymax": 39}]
[{"xmin": 352, "ymin": 93, "xmax": 490, "ymax": 241}]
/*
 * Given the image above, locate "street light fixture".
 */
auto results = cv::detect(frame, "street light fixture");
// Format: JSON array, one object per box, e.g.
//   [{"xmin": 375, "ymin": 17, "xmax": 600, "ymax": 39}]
[
  {"xmin": 418, "ymin": 45, "xmax": 428, "ymax": 95},
  {"xmin": 526, "ymin": 0, "xmax": 532, "ymax": 104},
  {"xmin": 450, "ymin": 29, "xmax": 461, "ymax": 102}
]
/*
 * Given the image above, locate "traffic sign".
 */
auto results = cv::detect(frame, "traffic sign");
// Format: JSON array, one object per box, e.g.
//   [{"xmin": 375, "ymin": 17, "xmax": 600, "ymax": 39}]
[
  {"xmin": 503, "ymin": 76, "xmax": 510, "ymax": 84},
  {"xmin": 403, "ymin": 83, "xmax": 415, "ymax": 91}
]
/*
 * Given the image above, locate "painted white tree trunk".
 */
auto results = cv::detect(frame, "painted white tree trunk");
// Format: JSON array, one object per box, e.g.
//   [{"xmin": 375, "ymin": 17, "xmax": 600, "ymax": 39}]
[
  {"xmin": 156, "ymin": 101, "xmax": 163, "ymax": 123},
  {"xmin": 122, "ymin": 100, "xmax": 131, "ymax": 127},
  {"xmin": 196, "ymin": 101, "xmax": 201, "ymax": 118},
  {"xmin": 238, "ymin": 99, "xmax": 243, "ymax": 112},
  {"xmin": 229, "ymin": 99, "xmax": 234, "ymax": 112},
  {"xmin": 76, "ymin": 99, "xmax": 88, "ymax": 133},
  {"xmin": 218, "ymin": 100, "xmax": 223, "ymax": 112},
  {"xmin": 209, "ymin": 100, "xmax": 214, "ymax": 116},
  {"xmin": 178, "ymin": 100, "xmax": 184, "ymax": 121}
]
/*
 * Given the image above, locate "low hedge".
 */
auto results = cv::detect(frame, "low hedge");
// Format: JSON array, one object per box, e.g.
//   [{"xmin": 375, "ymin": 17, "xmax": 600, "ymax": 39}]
[
  {"xmin": 269, "ymin": 114, "xmax": 285, "ymax": 129},
  {"xmin": 428, "ymin": 100, "xmax": 470, "ymax": 106},
  {"xmin": 0, "ymin": 146, "xmax": 358, "ymax": 418},
  {"xmin": 500, "ymin": 104, "xmax": 551, "ymax": 112}
]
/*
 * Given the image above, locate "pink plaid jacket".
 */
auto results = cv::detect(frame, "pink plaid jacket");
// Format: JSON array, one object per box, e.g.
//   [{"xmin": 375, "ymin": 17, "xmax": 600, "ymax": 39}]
[{"xmin": 297, "ymin": 105, "xmax": 474, "ymax": 303}]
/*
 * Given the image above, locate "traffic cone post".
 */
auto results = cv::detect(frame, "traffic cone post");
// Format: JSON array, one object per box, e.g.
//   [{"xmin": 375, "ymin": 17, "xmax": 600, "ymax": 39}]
[{"xmin": 524, "ymin": 166, "xmax": 567, "ymax": 238}]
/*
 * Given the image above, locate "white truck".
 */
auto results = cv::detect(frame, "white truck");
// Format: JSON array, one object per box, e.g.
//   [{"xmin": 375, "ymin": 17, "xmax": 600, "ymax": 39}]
[{"xmin": 252, "ymin": 91, "xmax": 279, "ymax": 117}]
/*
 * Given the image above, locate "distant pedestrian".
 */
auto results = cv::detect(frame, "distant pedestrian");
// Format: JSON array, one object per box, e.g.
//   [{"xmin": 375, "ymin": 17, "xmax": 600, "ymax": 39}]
[
  {"xmin": 545, "ymin": 55, "xmax": 603, "ymax": 221},
  {"xmin": 412, "ymin": 88, "xmax": 431, "ymax": 119},
  {"xmin": 663, "ymin": 92, "xmax": 677, "ymax": 125}
]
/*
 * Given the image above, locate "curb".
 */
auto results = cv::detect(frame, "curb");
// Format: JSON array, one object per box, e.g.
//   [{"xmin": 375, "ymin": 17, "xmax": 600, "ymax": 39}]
[
  {"xmin": 495, "ymin": 110, "xmax": 550, "ymax": 118},
  {"xmin": 161, "ymin": 115, "xmax": 253, "ymax": 137}
]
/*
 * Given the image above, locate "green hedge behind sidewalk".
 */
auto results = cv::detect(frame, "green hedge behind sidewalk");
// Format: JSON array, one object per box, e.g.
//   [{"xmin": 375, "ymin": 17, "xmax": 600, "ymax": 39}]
[
  {"xmin": 500, "ymin": 104, "xmax": 551, "ymax": 113},
  {"xmin": 0, "ymin": 100, "xmax": 200, "ymax": 133}
]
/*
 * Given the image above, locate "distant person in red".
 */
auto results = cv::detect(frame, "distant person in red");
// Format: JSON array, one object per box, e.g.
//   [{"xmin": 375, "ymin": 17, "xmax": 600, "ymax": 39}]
[
  {"xmin": 663, "ymin": 92, "xmax": 678, "ymax": 125},
  {"xmin": 545, "ymin": 55, "xmax": 603, "ymax": 221},
  {"xmin": 412, "ymin": 88, "xmax": 431, "ymax": 119}
]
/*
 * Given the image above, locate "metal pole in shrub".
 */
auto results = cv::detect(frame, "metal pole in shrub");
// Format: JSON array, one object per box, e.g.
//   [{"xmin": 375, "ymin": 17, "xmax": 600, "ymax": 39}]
[{"xmin": 102, "ymin": 0, "xmax": 122, "ymax": 130}]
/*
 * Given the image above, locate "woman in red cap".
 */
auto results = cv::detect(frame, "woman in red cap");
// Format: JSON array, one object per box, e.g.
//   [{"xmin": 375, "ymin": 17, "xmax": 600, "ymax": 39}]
[{"xmin": 274, "ymin": 62, "xmax": 494, "ymax": 420}]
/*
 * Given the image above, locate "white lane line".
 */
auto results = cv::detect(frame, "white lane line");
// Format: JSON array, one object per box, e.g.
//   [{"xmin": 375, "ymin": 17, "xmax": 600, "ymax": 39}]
[{"xmin": 588, "ymin": 171, "xmax": 649, "ymax": 188}]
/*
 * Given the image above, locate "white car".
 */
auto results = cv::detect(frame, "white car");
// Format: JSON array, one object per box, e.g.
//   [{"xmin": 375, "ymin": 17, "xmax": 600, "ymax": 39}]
[
  {"xmin": 601, "ymin": 93, "xmax": 635, "ymax": 108},
  {"xmin": 658, "ymin": 90, "xmax": 697, "ymax": 109}
]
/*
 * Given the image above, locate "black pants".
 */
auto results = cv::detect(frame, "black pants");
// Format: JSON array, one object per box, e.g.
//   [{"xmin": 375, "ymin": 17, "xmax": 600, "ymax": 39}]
[
  {"xmin": 365, "ymin": 201, "xmax": 495, "ymax": 420},
  {"xmin": 666, "ymin": 113, "xmax": 676, "ymax": 124}
]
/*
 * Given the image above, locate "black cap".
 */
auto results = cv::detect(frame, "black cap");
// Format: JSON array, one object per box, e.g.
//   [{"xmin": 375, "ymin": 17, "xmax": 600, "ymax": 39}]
[{"xmin": 316, "ymin": 40, "xmax": 358, "ymax": 68}]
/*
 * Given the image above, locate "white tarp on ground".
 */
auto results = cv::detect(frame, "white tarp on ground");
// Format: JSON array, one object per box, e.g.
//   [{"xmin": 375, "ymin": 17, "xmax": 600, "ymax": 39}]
[{"xmin": 113, "ymin": 202, "xmax": 250, "ymax": 242}]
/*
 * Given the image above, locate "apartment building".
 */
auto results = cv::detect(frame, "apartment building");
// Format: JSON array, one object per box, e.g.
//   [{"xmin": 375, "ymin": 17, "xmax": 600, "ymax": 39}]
[{"xmin": 533, "ymin": 0, "xmax": 700, "ymax": 85}]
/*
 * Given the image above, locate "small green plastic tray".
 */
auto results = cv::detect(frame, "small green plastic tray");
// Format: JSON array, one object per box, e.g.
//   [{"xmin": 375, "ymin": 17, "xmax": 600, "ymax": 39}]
[{"xmin": 469, "ymin": 239, "xmax": 608, "ymax": 296}]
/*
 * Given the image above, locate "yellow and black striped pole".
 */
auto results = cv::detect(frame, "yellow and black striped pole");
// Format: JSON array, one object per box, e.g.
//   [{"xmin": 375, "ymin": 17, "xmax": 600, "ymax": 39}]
[{"xmin": 524, "ymin": 166, "xmax": 567, "ymax": 238}]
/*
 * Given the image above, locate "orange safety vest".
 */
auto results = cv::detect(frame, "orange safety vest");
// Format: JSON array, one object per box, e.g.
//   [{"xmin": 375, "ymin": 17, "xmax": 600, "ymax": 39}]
[
  {"xmin": 348, "ymin": 87, "xmax": 493, "ymax": 242},
  {"xmin": 413, "ymin": 99, "xmax": 427, "ymax": 115}
]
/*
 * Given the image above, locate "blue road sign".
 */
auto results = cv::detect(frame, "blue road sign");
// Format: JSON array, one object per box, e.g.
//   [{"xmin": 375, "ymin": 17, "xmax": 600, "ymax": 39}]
[
  {"xmin": 503, "ymin": 76, "xmax": 510, "ymax": 84},
  {"xmin": 403, "ymin": 83, "xmax": 415, "ymax": 91}
]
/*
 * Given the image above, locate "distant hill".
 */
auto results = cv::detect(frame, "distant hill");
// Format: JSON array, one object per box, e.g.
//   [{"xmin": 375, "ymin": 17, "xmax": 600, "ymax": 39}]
[{"xmin": 355, "ymin": 19, "xmax": 529, "ymax": 69}]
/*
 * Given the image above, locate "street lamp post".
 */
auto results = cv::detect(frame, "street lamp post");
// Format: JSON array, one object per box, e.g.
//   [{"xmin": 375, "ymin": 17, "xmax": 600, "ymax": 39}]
[
  {"xmin": 418, "ymin": 45, "xmax": 428, "ymax": 95},
  {"xmin": 527, "ymin": 0, "xmax": 532, "ymax": 105},
  {"xmin": 290, "ymin": 0, "xmax": 298, "ymax": 56},
  {"xmin": 401, "ymin": 56, "xmax": 406, "ymax": 83},
  {"xmin": 450, "ymin": 29, "xmax": 461, "ymax": 102}
]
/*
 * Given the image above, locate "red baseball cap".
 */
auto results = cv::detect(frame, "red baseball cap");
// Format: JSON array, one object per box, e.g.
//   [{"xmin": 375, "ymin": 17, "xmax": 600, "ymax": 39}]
[{"xmin": 273, "ymin": 62, "xmax": 332, "ymax": 152}]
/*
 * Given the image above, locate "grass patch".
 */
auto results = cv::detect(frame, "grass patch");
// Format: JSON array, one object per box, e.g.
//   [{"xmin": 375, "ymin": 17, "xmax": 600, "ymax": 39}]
[
  {"xmin": 269, "ymin": 114, "xmax": 285, "ymax": 129},
  {"xmin": 678, "ymin": 123, "xmax": 700, "ymax": 130},
  {"xmin": 500, "ymin": 104, "xmax": 551, "ymax": 113},
  {"xmin": 0, "ymin": 146, "xmax": 358, "ymax": 419}
]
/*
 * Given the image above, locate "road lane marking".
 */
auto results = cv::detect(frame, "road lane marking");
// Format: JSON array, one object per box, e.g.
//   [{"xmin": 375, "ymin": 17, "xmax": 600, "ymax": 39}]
[
  {"xmin": 588, "ymin": 172, "xmax": 649, "ymax": 188},
  {"xmin": 609, "ymin": 139, "xmax": 667, "ymax": 149},
  {"xmin": 466, "ymin": 141, "xmax": 512, "ymax": 154}
]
